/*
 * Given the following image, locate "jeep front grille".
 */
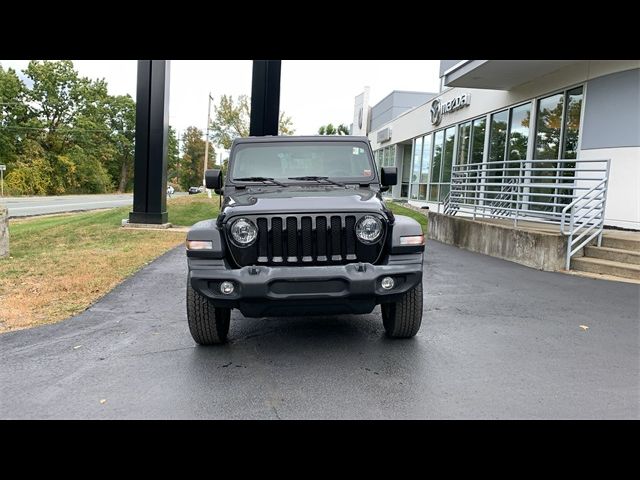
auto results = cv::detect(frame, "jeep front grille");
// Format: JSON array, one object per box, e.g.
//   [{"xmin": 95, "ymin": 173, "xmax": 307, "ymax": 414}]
[{"xmin": 225, "ymin": 213, "xmax": 385, "ymax": 267}]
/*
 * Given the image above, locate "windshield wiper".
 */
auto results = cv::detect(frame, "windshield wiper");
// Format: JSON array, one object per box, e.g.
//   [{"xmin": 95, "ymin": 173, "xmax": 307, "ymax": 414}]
[
  {"xmin": 233, "ymin": 176, "xmax": 286, "ymax": 187},
  {"xmin": 287, "ymin": 176, "xmax": 344, "ymax": 187}
]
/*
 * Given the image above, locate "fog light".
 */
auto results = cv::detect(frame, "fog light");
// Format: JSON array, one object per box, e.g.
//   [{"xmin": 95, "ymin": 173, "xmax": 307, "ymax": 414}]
[
  {"xmin": 381, "ymin": 277, "xmax": 395, "ymax": 290},
  {"xmin": 220, "ymin": 281, "xmax": 235, "ymax": 295}
]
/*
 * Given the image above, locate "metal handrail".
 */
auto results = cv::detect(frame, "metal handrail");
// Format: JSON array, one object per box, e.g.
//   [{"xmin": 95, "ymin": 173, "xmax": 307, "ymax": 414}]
[
  {"xmin": 560, "ymin": 160, "xmax": 611, "ymax": 270},
  {"xmin": 559, "ymin": 179, "xmax": 607, "ymax": 234},
  {"xmin": 445, "ymin": 158, "xmax": 611, "ymax": 271}
]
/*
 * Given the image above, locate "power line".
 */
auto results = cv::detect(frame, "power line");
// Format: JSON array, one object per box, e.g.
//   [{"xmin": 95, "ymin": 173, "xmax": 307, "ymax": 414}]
[{"xmin": 0, "ymin": 125, "xmax": 118, "ymax": 133}]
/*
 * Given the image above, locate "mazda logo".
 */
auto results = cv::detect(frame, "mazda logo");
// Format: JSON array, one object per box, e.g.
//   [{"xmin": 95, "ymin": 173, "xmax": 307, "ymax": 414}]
[{"xmin": 430, "ymin": 99, "xmax": 442, "ymax": 126}]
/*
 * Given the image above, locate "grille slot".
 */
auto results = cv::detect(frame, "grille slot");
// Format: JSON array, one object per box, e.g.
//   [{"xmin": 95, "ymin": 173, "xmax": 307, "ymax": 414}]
[
  {"xmin": 330, "ymin": 216, "xmax": 342, "ymax": 261},
  {"xmin": 345, "ymin": 216, "xmax": 357, "ymax": 260},
  {"xmin": 286, "ymin": 217, "xmax": 298, "ymax": 262},
  {"xmin": 257, "ymin": 218, "xmax": 268, "ymax": 262},
  {"xmin": 228, "ymin": 214, "xmax": 383, "ymax": 267},
  {"xmin": 316, "ymin": 216, "xmax": 327, "ymax": 261},
  {"xmin": 271, "ymin": 217, "xmax": 283, "ymax": 263},
  {"xmin": 301, "ymin": 217, "xmax": 313, "ymax": 262}
]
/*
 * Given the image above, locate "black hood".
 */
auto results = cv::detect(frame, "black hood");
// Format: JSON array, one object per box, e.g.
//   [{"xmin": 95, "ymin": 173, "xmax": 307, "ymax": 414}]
[{"xmin": 219, "ymin": 185, "xmax": 387, "ymax": 221}]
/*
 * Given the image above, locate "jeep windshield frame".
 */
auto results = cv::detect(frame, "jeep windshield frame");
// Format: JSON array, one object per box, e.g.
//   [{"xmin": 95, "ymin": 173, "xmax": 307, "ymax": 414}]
[{"xmin": 228, "ymin": 140, "xmax": 377, "ymax": 186}]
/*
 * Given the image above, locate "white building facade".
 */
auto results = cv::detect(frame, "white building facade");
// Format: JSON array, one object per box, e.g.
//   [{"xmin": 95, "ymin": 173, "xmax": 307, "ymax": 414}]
[{"xmin": 356, "ymin": 60, "xmax": 640, "ymax": 230}]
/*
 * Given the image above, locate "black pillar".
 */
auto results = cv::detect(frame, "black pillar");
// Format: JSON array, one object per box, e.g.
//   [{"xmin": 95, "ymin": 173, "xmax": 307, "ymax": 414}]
[
  {"xmin": 249, "ymin": 60, "xmax": 281, "ymax": 136},
  {"xmin": 129, "ymin": 60, "xmax": 170, "ymax": 225}
]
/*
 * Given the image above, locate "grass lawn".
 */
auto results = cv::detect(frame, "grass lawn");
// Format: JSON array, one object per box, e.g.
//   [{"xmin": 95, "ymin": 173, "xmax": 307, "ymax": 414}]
[
  {"xmin": 0, "ymin": 193, "xmax": 219, "ymax": 333},
  {"xmin": 385, "ymin": 201, "xmax": 428, "ymax": 234}
]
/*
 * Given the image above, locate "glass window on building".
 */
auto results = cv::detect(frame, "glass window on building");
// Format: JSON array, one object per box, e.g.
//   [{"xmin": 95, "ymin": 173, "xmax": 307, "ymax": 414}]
[
  {"xmin": 375, "ymin": 145, "xmax": 396, "ymax": 167},
  {"xmin": 419, "ymin": 134, "xmax": 431, "ymax": 200},
  {"xmin": 429, "ymin": 130, "xmax": 444, "ymax": 202},
  {"xmin": 440, "ymin": 127, "xmax": 456, "ymax": 201},
  {"xmin": 563, "ymin": 86, "xmax": 583, "ymax": 160},
  {"xmin": 410, "ymin": 137, "xmax": 422, "ymax": 199},
  {"xmin": 534, "ymin": 93, "xmax": 564, "ymax": 161},
  {"xmin": 457, "ymin": 122, "xmax": 471, "ymax": 166},
  {"xmin": 467, "ymin": 117, "xmax": 486, "ymax": 204},
  {"xmin": 487, "ymin": 109, "xmax": 508, "ymax": 194},
  {"xmin": 530, "ymin": 87, "xmax": 585, "ymax": 213},
  {"xmin": 559, "ymin": 86, "xmax": 584, "ymax": 207},
  {"xmin": 532, "ymin": 93, "xmax": 564, "ymax": 211},
  {"xmin": 508, "ymin": 103, "xmax": 531, "ymax": 162},
  {"xmin": 455, "ymin": 121, "xmax": 474, "ymax": 205},
  {"xmin": 374, "ymin": 145, "xmax": 397, "ymax": 197},
  {"xmin": 502, "ymin": 103, "xmax": 532, "ymax": 208},
  {"xmin": 471, "ymin": 117, "xmax": 486, "ymax": 164},
  {"xmin": 401, "ymin": 145, "xmax": 411, "ymax": 198}
]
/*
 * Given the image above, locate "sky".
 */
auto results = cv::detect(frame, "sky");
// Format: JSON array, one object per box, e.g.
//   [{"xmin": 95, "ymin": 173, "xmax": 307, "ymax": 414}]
[{"xmin": 0, "ymin": 60, "xmax": 441, "ymax": 157}]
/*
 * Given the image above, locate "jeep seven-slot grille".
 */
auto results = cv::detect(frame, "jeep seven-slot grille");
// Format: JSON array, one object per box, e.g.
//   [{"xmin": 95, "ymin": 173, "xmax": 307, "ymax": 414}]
[{"xmin": 226, "ymin": 214, "xmax": 384, "ymax": 267}]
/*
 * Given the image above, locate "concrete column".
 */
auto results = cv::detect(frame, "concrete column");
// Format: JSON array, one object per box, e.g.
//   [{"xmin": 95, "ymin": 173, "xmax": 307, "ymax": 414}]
[
  {"xmin": 129, "ymin": 60, "xmax": 171, "ymax": 225},
  {"xmin": 249, "ymin": 60, "xmax": 282, "ymax": 137}
]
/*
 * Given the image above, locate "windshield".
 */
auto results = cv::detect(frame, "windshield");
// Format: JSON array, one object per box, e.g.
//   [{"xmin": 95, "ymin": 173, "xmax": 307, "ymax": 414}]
[{"xmin": 231, "ymin": 141, "xmax": 375, "ymax": 182}]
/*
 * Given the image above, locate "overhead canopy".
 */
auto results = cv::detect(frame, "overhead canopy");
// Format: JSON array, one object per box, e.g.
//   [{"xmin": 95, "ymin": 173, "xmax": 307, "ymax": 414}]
[{"xmin": 443, "ymin": 60, "xmax": 583, "ymax": 90}]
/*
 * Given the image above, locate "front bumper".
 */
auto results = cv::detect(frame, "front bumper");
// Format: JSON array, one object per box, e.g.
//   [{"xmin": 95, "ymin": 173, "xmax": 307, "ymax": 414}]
[{"xmin": 188, "ymin": 254, "xmax": 423, "ymax": 317}]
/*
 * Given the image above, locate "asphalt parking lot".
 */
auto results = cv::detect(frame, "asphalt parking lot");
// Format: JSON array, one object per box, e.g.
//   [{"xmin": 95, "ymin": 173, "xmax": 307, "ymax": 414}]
[{"xmin": 1, "ymin": 240, "xmax": 638, "ymax": 419}]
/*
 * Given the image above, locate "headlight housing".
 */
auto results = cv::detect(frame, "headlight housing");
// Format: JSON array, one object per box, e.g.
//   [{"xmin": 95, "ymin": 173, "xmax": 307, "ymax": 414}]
[
  {"xmin": 230, "ymin": 217, "xmax": 258, "ymax": 247},
  {"xmin": 355, "ymin": 215, "xmax": 383, "ymax": 244}
]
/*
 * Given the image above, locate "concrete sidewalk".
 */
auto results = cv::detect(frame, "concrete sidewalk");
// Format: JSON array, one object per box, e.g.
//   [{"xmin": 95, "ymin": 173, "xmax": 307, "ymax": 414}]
[{"xmin": 1, "ymin": 241, "xmax": 638, "ymax": 419}]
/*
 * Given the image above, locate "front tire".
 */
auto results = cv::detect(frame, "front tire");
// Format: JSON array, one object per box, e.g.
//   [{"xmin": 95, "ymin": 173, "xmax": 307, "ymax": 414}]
[
  {"xmin": 381, "ymin": 282, "xmax": 423, "ymax": 338},
  {"xmin": 186, "ymin": 280, "xmax": 231, "ymax": 345}
]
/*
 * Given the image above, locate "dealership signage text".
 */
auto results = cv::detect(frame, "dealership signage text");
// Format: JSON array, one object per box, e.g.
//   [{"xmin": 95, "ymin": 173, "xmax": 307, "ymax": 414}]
[{"xmin": 430, "ymin": 93, "xmax": 470, "ymax": 126}]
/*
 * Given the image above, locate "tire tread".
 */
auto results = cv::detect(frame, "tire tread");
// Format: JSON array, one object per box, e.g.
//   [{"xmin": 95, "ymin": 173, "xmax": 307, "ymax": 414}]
[
  {"xmin": 382, "ymin": 282, "xmax": 423, "ymax": 338},
  {"xmin": 186, "ymin": 281, "xmax": 230, "ymax": 345}
]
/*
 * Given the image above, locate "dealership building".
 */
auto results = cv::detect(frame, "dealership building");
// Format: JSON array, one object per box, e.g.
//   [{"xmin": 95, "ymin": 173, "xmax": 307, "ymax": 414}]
[{"xmin": 352, "ymin": 60, "xmax": 639, "ymax": 231}]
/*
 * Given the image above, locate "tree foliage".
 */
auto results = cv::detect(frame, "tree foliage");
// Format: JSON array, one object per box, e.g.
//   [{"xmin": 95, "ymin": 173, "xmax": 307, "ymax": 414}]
[
  {"xmin": 318, "ymin": 123, "xmax": 349, "ymax": 135},
  {"xmin": 0, "ymin": 60, "xmax": 138, "ymax": 195},
  {"xmin": 1, "ymin": 61, "xmax": 288, "ymax": 196},
  {"xmin": 173, "ymin": 126, "xmax": 215, "ymax": 190},
  {"xmin": 209, "ymin": 94, "xmax": 295, "ymax": 149}
]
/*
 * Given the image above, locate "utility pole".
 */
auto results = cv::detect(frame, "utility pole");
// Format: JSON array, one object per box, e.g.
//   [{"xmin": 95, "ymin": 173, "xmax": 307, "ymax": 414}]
[
  {"xmin": 203, "ymin": 92, "xmax": 213, "ymax": 198},
  {"xmin": 0, "ymin": 164, "xmax": 5, "ymax": 197}
]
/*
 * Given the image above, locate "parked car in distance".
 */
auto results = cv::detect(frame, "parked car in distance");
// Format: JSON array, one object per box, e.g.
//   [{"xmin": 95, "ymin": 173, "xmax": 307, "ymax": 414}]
[{"xmin": 188, "ymin": 186, "xmax": 201, "ymax": 194}]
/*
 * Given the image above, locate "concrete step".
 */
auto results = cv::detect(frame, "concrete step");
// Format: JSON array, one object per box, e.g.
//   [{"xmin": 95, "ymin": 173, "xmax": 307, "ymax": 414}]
[
  {"xmin": 571, "ymin": 256, "xmax": 640, "ymax": 280},
  {"xmin": 584, "ymin": 246, "xmax": 640, "ymax": 265},
  {"xmin": 601, "ymin": 235, "xmax": 640, "ymax": 252}
]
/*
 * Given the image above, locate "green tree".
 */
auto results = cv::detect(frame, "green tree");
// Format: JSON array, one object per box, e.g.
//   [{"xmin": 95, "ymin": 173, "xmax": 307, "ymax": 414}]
[
  {"xmin": 209, "ymin": 94, "xmax": 295, "ymax": 149},
  {"xmin": 104, "ymin": 94, "xmax": 136, "ymax": 192},
  {"xmin": 318, "ymin": 123, "xmax": 349, "ymax": 135},
  {"xmin": 0, "ymin": 65, "xmax": 29, "ymax": 168},
  {"xmin": 178, "ymin": 126, "xmax": 215, "ymax": 190},
  {"xmin": 167, "ymin": 126, "xmax": 180, "ymax": 188},
  {"xmin": 1, "ymin": 60, "xmax": 141, "ymax": 195}
]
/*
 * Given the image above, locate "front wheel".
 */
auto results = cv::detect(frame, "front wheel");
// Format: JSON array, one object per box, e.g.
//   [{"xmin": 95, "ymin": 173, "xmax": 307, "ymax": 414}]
[
  {"xmin": 186, "ymin": 280, "xmax": 231, "ymax": 345},
  {"xmin": 381, "ymin": 282, "xmax": 423, "ymax": 338}
]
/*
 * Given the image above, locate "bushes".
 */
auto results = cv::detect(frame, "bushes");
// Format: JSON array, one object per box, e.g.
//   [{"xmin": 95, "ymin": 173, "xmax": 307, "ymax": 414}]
[
  {"xmin": 5, "ymin": 158, "xmax": 52, "ymax": 196},
  {"xmin": 5, "ymin": 143, "xmax": 113, "ymax": 196}
]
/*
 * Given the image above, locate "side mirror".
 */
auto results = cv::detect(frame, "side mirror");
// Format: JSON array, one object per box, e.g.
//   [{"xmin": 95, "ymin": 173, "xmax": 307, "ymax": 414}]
[
  {"xmin": 205, "ymin": 169, "xmax": 223, "ymax": 194},
  {"xmin": 381, "ymin": 166, "xmax": 397, "ymax": 187}
]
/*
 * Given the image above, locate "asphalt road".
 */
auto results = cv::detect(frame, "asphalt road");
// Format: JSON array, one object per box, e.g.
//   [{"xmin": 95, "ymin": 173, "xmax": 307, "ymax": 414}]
[
  {"xmin": 1, "ymin": 193, "xmax": 134, "ymax": 217},
  {"xmin": 1, "ymin": 192, "xmax": 187, "ymax": 218},
  {"xmin": 1, "ymin": 241, "xmax": 638, "ymax": 419}
]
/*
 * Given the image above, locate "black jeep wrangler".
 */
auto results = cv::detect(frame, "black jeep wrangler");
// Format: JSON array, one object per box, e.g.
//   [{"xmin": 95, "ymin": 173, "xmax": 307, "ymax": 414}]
[{"xmin": 185, "ymin": 136, "xmax": 425, "ymax": 344}]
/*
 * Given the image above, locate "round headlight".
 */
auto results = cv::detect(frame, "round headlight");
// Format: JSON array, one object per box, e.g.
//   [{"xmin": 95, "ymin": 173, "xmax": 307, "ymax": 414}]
[
  {"xmin": 230, "ymin": 218, "xmax": 258, "ymax": 246},
  {"xmin": 355, "ymin": 215, "xmax": 383, "ymax": 244}
]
